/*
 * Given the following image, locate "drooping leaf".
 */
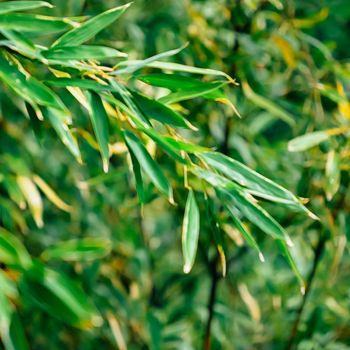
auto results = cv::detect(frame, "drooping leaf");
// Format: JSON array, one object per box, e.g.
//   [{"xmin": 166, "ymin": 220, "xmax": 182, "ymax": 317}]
[
  {"xmin": 223, "ymin": 201, "xmax": 264, "ymax": 261},
  {"xmin": 242, "ymin": 81, "xmax": 295, "ymax": 126},
  {"xmin": 325, "ymin": 150, "xmax": 340, "ymax": 200},
  {"xmin": 20, "ymin": 262, "xmax": 102, "ymax": 329},
  {"xmin": 87, "ymin": 92, "xmax": 110, "ymax": 172},
  {"xmin": 0, "ymin": 52, "xmax": 68, "ymax": 112},
  {"xmin": 32, "ymin": 175, "xmax": 73, "ymax": 213},
  {"xmin": 0, "ymin": 227, "xmax": 31, "ymax": 268},
  {"xmin": 16, "ymin": 176, "xmax": 43, "ymax": 228},
  {"xmin": 219, "ymin": 188, "xmax": 293, "ymax": 244},
  {"xmin": 42, "ymin": 237, "xmax": 112, "ymax": 261},
  {"xmin": 44, "ymin": 108, "xmax": 81, "ymax": 161},
  {"xmin": 124, "ymin": 130, "xmax": 173, "ymax": 201},
  {"xmin": 182, "ymin": 189, "xmax": 200, "ymax": 273},
  {"xmin": 132, "ymin": 91, "xmax": 195, "ymax": 129},
  {"xmin": 52, "ymin": 3, "xmax": 131, "ymax": 47}
]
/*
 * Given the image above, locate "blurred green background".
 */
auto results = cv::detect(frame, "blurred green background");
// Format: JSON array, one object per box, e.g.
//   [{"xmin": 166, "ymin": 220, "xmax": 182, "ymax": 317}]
[{"xmin": 1, "ymin": 0, "xmax": 350, "ymax": 349}]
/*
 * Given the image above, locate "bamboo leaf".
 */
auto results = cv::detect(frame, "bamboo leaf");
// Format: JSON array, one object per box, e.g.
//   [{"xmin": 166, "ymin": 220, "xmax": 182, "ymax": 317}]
[
  {"xmin": 219, "ymin": 188, "xmax": 293, "ymax": 244},
  {"xmin": 287, "ymin": 129, "xmax": 346, "ymax": 152},
  {"xmin": 132, "ymin": 91, "xmax": 195, "ymax": 129},
  {"xmin": 52, "ymin": 3, "xmax": 131, "ymax": 47},
  {"xmin": 42, "ymin": 45, "xmax": 127, "ymax": 60},
  {"xmin": 41, "ymin": 238, "xmax": 112, "ymax": 261},
  {"xmin": 32, "ymin": 175, "xmax": 73, "ymax": 213},
  {"xmin": 0, "ymin": 51, "xmax": 68, "ymax": 112},
  {"xmin": 0, "ymin": 1, "xmax": 52, "ymax": 14},
  {"xmin": 0, "ymin": 14, "xmax": 72, "ymax": 32},
  {"xmin": 87, "ymin": 92, "xmax": 110, "ymax": 172},
  {"xmin": 0, "ymin": 227, "xmax": 31, "ymax": 268},
  {"xmin": 16, "ymin": 176, "xmax": 43, "ymax": 228},
  {"xmin": 242, "ymin": 81, "xmax": 295, "ymax": 126},
  {"xmin": 44, "ymin": 108, "xmax": 81, "ymax": 162},
  {"xmin": 113, "ymin": 44, "xmax": 187, "ymax": 75},
  {"xmin": 182, "ymin": 189, "xmax": 200, "ymax": 273},
  {"xmin": 20, "ymin": 262, "xmax": 102, "ymax": 329},
  {"xmin": 124, "ymin": 130, "xmax": 173, "ymax": 201},
  {"xmin": 223, "ymin": 202, "xmax": 264, "ymax": 262}
]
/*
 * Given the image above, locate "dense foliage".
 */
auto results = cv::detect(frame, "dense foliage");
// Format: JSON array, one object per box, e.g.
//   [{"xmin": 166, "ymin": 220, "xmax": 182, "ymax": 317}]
[{"xmin": 0, "ymin": 0, "xmax": 349, "ymax": 349}]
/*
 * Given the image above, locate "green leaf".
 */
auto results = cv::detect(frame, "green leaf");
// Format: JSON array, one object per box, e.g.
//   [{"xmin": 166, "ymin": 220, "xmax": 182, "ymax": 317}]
[
  {"xmin": 182, "ymin": 190, "xmax": 200, "ymax": 273},
  {"xmin": 0, "ymin": 227, "xmax": 31, "ymax": 268},
  {"xmin": 159, "ymin": 81, "xmax": 228, "ymax": 105},
  {"xmin": 140, "ymin": 128, "xmax": 188, "ymax": 164},
  {"xmin": 2, "ymin": 312, "xmax": 29, "ymax": 350},
  {"xmin": 124, "ymin": 130, "xmax": 173, "ymax": 201},
  {"xmin": 288, "ymin": 130, "xmax": 331, "ymax": 152},
  {"xmin": 0, "ymin": 271, "xmax": 17, "ymax": 299},
  {"xmin": 87, "ymin": 92, "xmax": 110, "ymax": 172},
  {"xmin": 0, "ymin": 1, "xmax": 52, "ymax": 14},
  {"xmin": 0, "ymin": 52, "xmax": 68, "ymax": 112},
  {"xmin": 42, "ymin": 45, "xmax": 127, "ymax": 60},
  {"xmin": 132, "ymin": 91, "xmax": 195, "ymax": 129},
  {"xmin": 242, "ymin": 81, "xmax": 295, "ymax": 126},
  {"xmin": 325, "ymin": 150, "xmax": 340, "ymax": 200},
  {"xmin": 0, "ymin": 14, "xmax": 72, "ymax": 32},
  {"xmin": 116, "ymin": 60, "xmax": 235, "ymax": 82},
  {"xmin": 113, "ymin": 44, "xmax": 187, "ymax": 76},
  {"xmin": 44, "ymin": 108, "xmax": 82, "ymax": 162},
  {"xmin": 129, "ymin": 148, "xmax": 145, "ymax": 204},
  {"xmin": 42, "ymin": 238, "xmax": 112, "ymax": 261},
  {"xmin": 52, "ymin": 3, "xmax": 131, "ymax": 47},
  {"xmin": 20, "ymin": 262, "xmax": 102, "ymax": 329},
  {"xmin": 202, "ymin": 152, "xmax": 298, "ymax": 205},
  {"xmin": 276, "ymin": 240, "xmax": 305, "ymax": 292},
  {"xmin": 223, "ymin": 200, "xmax": 264, "ymax": 261},
  {"xmin": 46, "ymin": 78, "xmax": 111, "ymax": 91},
  {"xmin": 219, "ymin": 188, "xmax": 293, "ymax": 244}
]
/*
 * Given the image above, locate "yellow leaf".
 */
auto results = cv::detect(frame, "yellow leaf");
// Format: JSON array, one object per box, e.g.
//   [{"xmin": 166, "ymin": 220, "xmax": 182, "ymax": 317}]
[
  {"xmin": 272, "ymin": 35, "xmax": 296, "ymax": 68},
  {"xmin": 33, "ymin": 175, "xmax": 73, "ymax": 213},
  {"xmin": 16, "ymin": 176, "xmax": 43, "ymax": 228}
]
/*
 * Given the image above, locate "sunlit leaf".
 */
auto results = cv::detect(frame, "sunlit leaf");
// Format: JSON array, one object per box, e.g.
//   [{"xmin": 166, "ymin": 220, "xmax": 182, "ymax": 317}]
[
  {"xmin": 52, "ymin": 3, "xmax": 131, "ymax": 47},
  {"xmin": 182, "ymin": 189, "xmax": 200, "ymax": 273}
]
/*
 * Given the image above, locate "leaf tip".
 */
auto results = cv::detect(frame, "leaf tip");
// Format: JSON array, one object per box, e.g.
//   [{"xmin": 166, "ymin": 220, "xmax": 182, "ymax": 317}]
[
  {"xmin": 183, "ymin": 264, "xmax": 191, "ymax": 274},
  {"xmin": 258, "ymin": 252, "xmax": 265, "ymax": 262}
]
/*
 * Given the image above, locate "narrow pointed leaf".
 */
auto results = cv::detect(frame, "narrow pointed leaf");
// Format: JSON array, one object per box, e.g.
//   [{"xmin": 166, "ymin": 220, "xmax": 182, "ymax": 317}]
[
  {"xmin": 124, "ymin": 130, "xmax": 173, "ymax": 201},
  {"xmin": 52, "ymin": 3, "xmax": 131, "ymax": 47},
  {"xmin": 182, "ymin": 190, "xmax": 200, "ymax": 273},
  {"xmin": 113, "ymin": 45, "xmax": 187, "ymax": 75},
  {"xmin": 16, "ymin": 176, "xmax": 43, "ymax": 228},
  {"xmin": 88, "ymin": 92, "xmax": 110, "ymax": 172},
  {"xmin": 223, "ymin": 201, "xmax": 264, "ymax": 261},
  {"xmin": 0, "ymin": 1, "xmax": 52, "ymax": 14},
  {"xmin": 219, "ymin": 188, "xmax": 292, "ymax": 244},
  {"xmin": 0, "ymin": 14, "xmax": 71, "ymax": 32},
  {"xmin": 42, "ymin": 45, "xmax": 127, "ymax": 60},
  {"xmin": 20, "ymin": 262, "xmax": 102, "ymax": 329},
  {"xmin": 0, "ymin": 52, "xmax": 68, "ymax": 112},
  {"xmin": 132, "ymin": 91, "xmax": 194, "ymax": 129},
  {"xmin": 45, "ymin": 108, "xmax": 81, "ymax": 161},
  {"xmin": 42, "ymin": 238, "xmax": 112, "ymax": 261},
  {"xmin": 32, "ymin": 175, "xmax": 73, "ymax": 213}
]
